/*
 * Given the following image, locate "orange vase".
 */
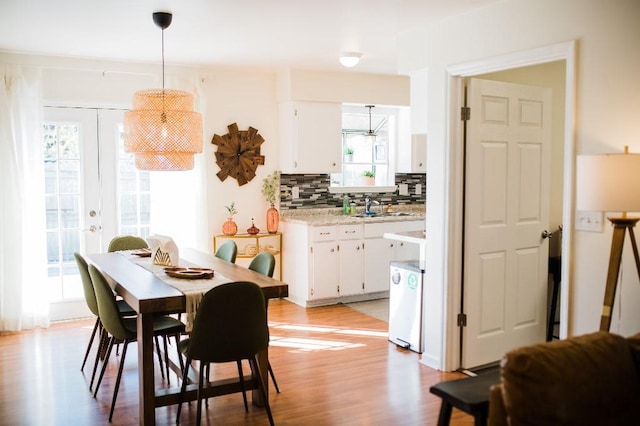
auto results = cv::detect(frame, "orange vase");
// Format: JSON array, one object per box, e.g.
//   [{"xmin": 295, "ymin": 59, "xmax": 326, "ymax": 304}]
[
  {"xmin": 222, "ymin": 217, "xmax": 238, "ymax": 236},
  {"xmin": 267, "ymin": 203, "xmax": 279, "ymax": 234}
]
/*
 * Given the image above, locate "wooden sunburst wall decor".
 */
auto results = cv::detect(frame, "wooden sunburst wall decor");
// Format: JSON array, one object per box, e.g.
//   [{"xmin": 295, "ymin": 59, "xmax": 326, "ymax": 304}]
[{"xmin": 211, "ymin": 123, "xmax": 265, "ymax": 186}]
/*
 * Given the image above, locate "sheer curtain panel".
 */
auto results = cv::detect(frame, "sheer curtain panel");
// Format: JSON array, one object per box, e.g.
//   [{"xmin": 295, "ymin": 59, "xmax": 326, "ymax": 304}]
[{"xmin": 0, "ymin": 65, "xmax": 49, "ymax": 331}]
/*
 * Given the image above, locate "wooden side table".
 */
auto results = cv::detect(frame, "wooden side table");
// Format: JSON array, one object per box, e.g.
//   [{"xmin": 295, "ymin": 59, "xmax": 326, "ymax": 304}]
[{"xmin": 213, "ymin": 232, "xmax": 283, "ymax": 280}]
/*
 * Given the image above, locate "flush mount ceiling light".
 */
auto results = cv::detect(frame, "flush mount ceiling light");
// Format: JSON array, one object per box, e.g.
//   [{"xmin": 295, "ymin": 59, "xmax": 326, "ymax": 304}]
[
  {"xmin": 339, "ymin": 52, "xmax": 361, "ymax": 68},
  {"xmin": 124, "ymin": 11, "xmax": 203, "ymax": 171}
]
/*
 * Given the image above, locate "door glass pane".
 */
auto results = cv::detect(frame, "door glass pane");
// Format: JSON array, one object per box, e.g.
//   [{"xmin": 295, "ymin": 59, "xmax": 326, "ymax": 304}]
[{"xmin": 42, "ymin": 121, "xmax": 83, "ymax": 301}]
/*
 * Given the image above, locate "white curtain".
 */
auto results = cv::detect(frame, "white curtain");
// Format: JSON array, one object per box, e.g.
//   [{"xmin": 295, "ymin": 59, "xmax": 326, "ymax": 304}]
[{"xmin": 0, "ymin": 65, "xmax": 49, "ymax": 331}]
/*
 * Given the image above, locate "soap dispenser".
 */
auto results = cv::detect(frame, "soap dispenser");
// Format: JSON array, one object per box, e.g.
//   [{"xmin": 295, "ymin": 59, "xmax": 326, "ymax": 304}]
[{"xmin": 342, "ymin": 194, "xmax": 350, "ymax": 214}]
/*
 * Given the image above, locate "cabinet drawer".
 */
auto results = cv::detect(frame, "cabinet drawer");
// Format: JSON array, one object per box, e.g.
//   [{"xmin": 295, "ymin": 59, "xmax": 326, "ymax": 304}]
[
  {"xmin": 311, "ymin": 225, "xmax": 337, "ymax": 242},
  {"xmin": 337, "ymin": 224, "xmax": 363, "ymax": 240}
]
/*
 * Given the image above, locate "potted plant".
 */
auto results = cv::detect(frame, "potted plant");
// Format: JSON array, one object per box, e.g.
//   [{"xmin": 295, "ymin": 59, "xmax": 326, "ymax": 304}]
[
  {"xmin": 222, "ymin": 202, "xmax": 238, "ymax": 235},
  {"xmin": 262, "ymin": 171, "xmax": 281, "ymax": 233},
  {"xmin": 343, "ymin": 146, "xmax": 354, "ymax": 163},
  {"xmin": 362, "ymin": 170, "xmax": 375, "ymax": 186}
]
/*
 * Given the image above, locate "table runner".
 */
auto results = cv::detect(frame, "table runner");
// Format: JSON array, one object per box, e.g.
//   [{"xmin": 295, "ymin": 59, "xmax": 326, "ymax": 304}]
[{"xmin": 124, "ymin": 252, "xmax": 232, "ymax": 331}]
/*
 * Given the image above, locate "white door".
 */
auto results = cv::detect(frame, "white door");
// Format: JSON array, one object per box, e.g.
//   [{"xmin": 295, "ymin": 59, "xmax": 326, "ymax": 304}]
[
  {"xmin": 462, "ymin": 78, "xmax": 552, "ymax": 368},
  {"xmin": 43, "ymin": 107, "xmax": 150, "ymax": 321}
]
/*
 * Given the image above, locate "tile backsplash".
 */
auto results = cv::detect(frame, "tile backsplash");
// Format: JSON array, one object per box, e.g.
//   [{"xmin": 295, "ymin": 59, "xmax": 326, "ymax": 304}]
[{"xmin": 279, "ymin": 173, "xmax": 426, "ymax": 210}]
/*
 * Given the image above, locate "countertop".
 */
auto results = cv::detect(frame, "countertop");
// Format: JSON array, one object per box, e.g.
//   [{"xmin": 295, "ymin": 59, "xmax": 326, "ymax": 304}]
[{"xmin": 280, "ymin": 206, "xmax": 425, "ymax": 226}]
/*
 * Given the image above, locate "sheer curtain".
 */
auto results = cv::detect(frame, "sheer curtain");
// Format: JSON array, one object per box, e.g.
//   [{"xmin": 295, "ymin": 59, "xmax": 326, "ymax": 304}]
[{"xmin": 0, "ymin": 65, "xmax": 49, "ymax": 331}]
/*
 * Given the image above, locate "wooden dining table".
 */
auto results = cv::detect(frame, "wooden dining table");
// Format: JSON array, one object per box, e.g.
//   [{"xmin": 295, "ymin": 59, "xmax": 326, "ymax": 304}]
[{"xmin": 86, "ymin": 248, "xmax": 289, "ymax": 426}]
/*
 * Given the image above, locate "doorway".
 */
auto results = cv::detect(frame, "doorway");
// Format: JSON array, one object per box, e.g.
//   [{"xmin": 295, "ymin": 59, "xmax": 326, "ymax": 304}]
[
  {"xmin": 444, "ymin": 41, "xmax": 576, "ymax": 370},
  {"xmin": 43, "ymin": 107, "xmax": 151, "ymax": 321}
]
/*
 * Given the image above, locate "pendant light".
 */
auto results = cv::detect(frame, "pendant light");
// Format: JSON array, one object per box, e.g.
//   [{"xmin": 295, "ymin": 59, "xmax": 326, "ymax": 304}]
[
  {"xmin": 365, "ymin": 105, "xmax": 376, "ymax": 140},
  {"xmin": 123, "ymin": 11, "xmax": 203, "ymax": 171}
]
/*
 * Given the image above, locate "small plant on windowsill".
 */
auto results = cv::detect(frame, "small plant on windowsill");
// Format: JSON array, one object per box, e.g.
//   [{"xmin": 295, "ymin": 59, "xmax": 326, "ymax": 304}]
[
  {"xmin": 343, "ymin": 147, "xmax": 354, "ymax": 163},
  {"xmin": 362, "ymin": 170, "xmax": 375, "ymax": 186}
]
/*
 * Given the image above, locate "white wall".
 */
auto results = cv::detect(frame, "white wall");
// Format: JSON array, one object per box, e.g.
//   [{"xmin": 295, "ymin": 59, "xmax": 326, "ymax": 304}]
[{"xmin": 398, "ymin": 0, "xmax": 640, "ymax": 369}]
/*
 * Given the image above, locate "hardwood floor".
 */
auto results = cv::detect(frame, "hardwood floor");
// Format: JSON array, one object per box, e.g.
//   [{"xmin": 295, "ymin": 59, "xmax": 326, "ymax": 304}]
[{"xmin": 0, "ymin": 299, "xmax": 472, "ymax": 425}]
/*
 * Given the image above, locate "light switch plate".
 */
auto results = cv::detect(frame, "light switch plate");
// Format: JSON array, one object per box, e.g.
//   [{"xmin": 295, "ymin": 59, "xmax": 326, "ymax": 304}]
[
  {"xmin": 398, "ymin": 184, "xmax": 409, "ymax": 196},
  {"xmin": 291, "ymin": 186, "xmax": 300, "ymax": 199},
  {"xmin": 415, "ymin": 183, "xmax": 422, "ymax": 195},
  {"xmin": 576, "ymin": 210, "xmax": 604, "ymax": 232}
]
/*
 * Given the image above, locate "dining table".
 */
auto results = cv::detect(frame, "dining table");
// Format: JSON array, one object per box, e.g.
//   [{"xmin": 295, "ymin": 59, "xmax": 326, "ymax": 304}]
[{"xmin": 86, "ymin": 248, "xmax": 289, "ymax": 426}]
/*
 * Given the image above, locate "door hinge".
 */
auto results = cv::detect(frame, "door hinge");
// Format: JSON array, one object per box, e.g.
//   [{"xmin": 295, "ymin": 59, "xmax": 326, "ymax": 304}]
[
  {"xmin": 461, "ymin": 107, "xmax": 470, "ymax": 121},
  {"xmin": 310, "ymin": 246, "xmax": 313, "ymax": 254},
  {"xmin": 457, "ymin": 313, "xmax": 467, "ymax": 327}
]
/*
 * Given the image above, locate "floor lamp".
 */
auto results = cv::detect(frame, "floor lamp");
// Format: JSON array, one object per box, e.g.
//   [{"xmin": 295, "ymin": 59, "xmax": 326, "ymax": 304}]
[{"xmin": 576, "ymin": 147, "xmax": 640, "ymax": 331}]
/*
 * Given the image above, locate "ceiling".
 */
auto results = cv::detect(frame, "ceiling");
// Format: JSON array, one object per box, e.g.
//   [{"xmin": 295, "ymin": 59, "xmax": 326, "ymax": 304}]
[{"xmin": 0, "ymin": 0, "xmax": 498, "ymax": 75}]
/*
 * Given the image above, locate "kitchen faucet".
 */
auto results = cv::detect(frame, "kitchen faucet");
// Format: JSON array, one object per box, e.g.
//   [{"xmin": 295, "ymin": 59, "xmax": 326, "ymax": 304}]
[{"xmin": 365, "ymin": 196, "xmax": 381, "ymax": 215}]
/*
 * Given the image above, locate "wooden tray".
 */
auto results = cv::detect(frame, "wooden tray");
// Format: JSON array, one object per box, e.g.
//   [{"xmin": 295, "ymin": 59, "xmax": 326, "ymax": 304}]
[
  {"xmin": 164, "ymin": 267, "xmax": 214, "ymax": 280},
  {"xmin": 131, "ymin": 248, "xmax": 152, "ymax": 257}
]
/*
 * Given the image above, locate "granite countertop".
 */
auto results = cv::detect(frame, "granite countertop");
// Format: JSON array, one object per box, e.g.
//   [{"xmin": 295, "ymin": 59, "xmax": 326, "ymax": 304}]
[{"xmin": 281, "ymin": 205, "xmax": 425, "ymax": 226}]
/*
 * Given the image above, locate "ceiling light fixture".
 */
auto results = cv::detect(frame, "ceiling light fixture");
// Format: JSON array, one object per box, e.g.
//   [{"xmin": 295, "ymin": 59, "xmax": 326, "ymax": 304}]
[
  {"xmin": 124, "ymin": 11, "xmax": 203, "ymax": 171},
  {"xmin": 365, "ymin": 105, "xmax": 376, "ymax": 139},
  {"xmin": 339, "ymin": 52, "xmax": 361, "ymax": 68}
]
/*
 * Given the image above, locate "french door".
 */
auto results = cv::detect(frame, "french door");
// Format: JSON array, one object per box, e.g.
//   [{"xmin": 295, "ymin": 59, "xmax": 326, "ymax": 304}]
[{"xmin": 43, "ymin": 107, "xmax": 150, "ymax": 321}]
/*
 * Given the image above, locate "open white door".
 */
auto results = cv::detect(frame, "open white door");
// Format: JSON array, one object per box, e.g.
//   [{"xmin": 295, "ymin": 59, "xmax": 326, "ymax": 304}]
[{"xmin": 462, "ymin": 78, "xmax": 552, "ymax": 368}]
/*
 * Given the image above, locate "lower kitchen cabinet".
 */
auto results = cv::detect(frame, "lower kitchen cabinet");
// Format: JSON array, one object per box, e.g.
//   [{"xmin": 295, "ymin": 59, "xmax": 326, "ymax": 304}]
[{"xmin": 281, "ymin": 219, "xmax": 423, "ymax": 307}]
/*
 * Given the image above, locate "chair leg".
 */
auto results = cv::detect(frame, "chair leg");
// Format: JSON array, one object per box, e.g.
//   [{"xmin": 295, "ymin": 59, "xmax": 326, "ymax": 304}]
[
  {"xmin": 94, "ymin": 337, "xmax": 115, "ymax": 398},
  {"xmin": 250, "ymin": 356, "xmax": 274, "ymax": 426},
  {"xmin": 268, "ymin": 361, "xmax": 280, "ymax": 393},
  {"xmin": 155, "ymin": 336, "xmax": 165, "ymax": 380},
  {"xmin": 162, "ymin": 335, "xmax": 171, "ymax": 384},
  {"xmin": 176, "ymin": 357, "xmax": 191, "ymax": 424},
  {"xmin": 81, "ymin": 318, "xmax": 100, "ymax": 371},
  {"xmin": 196, "ymin": 363, "xmax": 205, "ymax": 426},
  {"xmin": 108, "ymin": 340, "xmax": 130, "ymax": 422},
  {"xmin": 89, "ymin": 326, "xmax": 108, "ymax": 391},
  {"xmin": 236, "ymin": 360, "xmax": 249, "ymax": 412}
]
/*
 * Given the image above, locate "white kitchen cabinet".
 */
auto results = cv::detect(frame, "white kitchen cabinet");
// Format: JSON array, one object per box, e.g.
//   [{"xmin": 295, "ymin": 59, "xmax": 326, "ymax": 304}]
[
  {"xmin": 310, "ymin": 240, "xmax": 339, "ymax": 299},
  {"xmin": 396, "ymin": 133, "xmax": 427, "ymax": 173},
  {"xmin": 279, "ymin": 101, "xmax": 342, "ymax": 173},
  {"xmin": 337, "ymin": 224, "xmax": 364, "ymax": 296},
  {"xmin": 364, "ymin": 221, "xmax": 424, "ymax": 293}
]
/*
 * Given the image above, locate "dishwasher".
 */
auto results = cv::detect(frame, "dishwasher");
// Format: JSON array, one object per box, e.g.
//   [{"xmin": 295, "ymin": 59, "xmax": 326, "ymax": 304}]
[{"xmin": 388, "ymin": 260, "xmax": 424, "ymax": 353}]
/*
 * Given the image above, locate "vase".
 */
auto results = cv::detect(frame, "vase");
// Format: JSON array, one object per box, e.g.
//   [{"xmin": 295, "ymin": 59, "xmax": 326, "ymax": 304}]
[
  {"xmin": 267, "ymin": 203, "xmax": 279, "ymax": 234},
  {"xmin": 247, "ymin": 218, "xmax": 260, "ymax": 235},
  {"xmin": 222, "ymin": 217, "xmax": 238, "ymax": 236}
]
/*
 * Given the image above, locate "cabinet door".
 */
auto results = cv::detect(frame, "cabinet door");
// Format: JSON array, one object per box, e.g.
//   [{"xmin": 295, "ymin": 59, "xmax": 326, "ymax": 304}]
[
  {"xmin": 364, "ymin": 237, "xmax": 396, "ymax": 293},
  {"xmin": 310, "ymin": 241, "xmax": 338, "ymax": 299},
  {"xmin": 338, "ymin": 239, "xmax": 364, "ymax": 296},
  {"xmin": 280, "ymin": 101, "xmax": 342, "ymax": 173}
]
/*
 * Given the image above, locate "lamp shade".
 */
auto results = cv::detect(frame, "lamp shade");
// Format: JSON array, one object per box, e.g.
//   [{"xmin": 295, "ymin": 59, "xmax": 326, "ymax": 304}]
[
  {"xmin": 576, "ymin": 152, "xmax": 640, "ymax": 214},
  {"xmin": 124, "ymin": 89, "xmax": 203, "ymax": 171}
]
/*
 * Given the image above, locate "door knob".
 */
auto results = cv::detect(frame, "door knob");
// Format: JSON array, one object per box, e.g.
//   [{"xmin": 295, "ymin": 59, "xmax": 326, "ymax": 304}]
[{"xmin": 541, "ymin": 230, "xmax": 553, "ymax": 239}]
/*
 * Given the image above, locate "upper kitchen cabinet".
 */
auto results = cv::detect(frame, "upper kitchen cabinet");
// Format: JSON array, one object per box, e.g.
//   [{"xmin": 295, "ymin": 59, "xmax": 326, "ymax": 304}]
[
  {"xmin": 396, "ymin": 133, "xmax": 427, "ymax": 173},
  {"xmin": 279, "ymin": 101, "xmax": 342, "ymax": 173}
]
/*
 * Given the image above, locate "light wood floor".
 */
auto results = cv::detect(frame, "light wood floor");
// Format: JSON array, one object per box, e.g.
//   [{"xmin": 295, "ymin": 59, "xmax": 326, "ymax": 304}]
[{"xmin": 0, "ymin": 299, "xmax": 472, "ymax": 425}]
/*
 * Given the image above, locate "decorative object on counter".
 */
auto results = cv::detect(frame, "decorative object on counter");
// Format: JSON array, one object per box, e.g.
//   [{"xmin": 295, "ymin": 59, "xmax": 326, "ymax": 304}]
[
  {"xmin": 211, "ymin": 122, "xmax": 265, "ymax": 186},
  {"xmin": 343, "ymin": 147, "xmax": 354, "ymax": 163},
  {"xmin": 222, "ymin": 202, "xmax": 238, "ymax": 236},
  {"xmin": 147, "ymin": 234, "xmax": 179, "ymax": 266},
  {"xmin": 247, "ymin": 218, "xmax": 260, "ymax": 235},
  {"xmin": 342, "ymin": 194, "xmax": 351, "ymax": 214},
  {"xmin": 262, "ymin": 170, "xmax": 281, "ymax": 234},
  {"xmin": 123, "ymin": 12, "xmax": 202, "ymax": 171},
  {"xmin": 362, "ymin": 170, "xmax": 375, "ymax": 186}
]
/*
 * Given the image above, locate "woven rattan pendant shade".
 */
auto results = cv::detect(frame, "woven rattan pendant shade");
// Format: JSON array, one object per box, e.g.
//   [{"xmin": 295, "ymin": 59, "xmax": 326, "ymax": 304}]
[{"xmin": 124, "ymin": 88, "xmax": 203, "ymax": 170}]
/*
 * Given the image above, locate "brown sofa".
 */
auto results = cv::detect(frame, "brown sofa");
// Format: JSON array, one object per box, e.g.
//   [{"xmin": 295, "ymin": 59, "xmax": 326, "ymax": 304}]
[{"xmin": 488, "ymin": 331, "xmax": 640, "ymax": 426}]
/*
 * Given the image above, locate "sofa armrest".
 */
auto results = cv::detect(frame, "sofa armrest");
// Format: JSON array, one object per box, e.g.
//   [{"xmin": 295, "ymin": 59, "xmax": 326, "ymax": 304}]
[{"xmin": 488, "ymin": 384, "xmax": 507, "ymax": 426}]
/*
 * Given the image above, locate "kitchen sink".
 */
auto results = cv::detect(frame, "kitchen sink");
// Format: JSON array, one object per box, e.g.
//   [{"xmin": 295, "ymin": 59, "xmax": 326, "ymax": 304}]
[{"xmin": 353, "ymin": 212, "xmax": 415, "ymax": 218}]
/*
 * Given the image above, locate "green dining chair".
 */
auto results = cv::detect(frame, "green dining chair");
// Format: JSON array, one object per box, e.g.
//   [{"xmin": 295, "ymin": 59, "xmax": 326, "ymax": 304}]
[
  {"xmin": 74, "ymin": 252, "xmax": 136, "ymax": 392},
  {"xmin": 215, "ymin": 240, "xmax": 238, "ymax": 263},
  {"xmin": 248, "ymin": 252, "xmax": 276, "ymax": 277},
  {"xmin": 107, "ymin": 235, "xmax": 148, "ymax": 252},
  {"xmin": 246, "ymin": 251, "xmax": 280, "ymax": 394},
  {"xmin": 176, "ymin": 282, "xmax": 274, "ymax": 426},
  {"xmin": 88, "ymin": 264, "xmax": 186, "ymax": 422}
]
